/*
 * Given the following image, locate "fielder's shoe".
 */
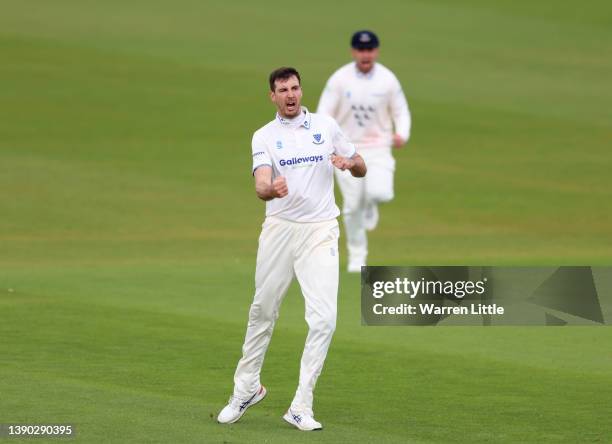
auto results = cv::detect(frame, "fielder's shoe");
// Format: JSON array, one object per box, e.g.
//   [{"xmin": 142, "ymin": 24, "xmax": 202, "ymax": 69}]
[
  {"xmin": 364, "ymin": 202, "xmax": 379, "ymax": 231},
  {"xmin": 217, "ymin": 385, "xmax": 267, "ymax": 424},
  {"xmin": 283, "ymin": 409, "xmax": 322, "ymax": 431},
  {"xmin": 347, "ymin": 256, "xmax": 366, "ymax": 273},
  {"xmin": 347, "ymin": 261, "xmax": 363, "ymax": 273}
]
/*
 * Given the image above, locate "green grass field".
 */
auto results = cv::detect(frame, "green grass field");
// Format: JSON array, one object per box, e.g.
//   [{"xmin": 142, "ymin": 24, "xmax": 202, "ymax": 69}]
[{"xmin": 1, "ymin": 1, "xmax": 612, "ymax": 442}]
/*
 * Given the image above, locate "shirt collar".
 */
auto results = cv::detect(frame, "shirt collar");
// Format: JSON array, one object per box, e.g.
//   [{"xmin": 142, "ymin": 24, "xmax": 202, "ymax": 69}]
[
  {"xmin": 276, "ymin": 106, "xmax": 311, "ymax": 129},
  {"xmin": 354, "ymin": 62, "xmax": 376, "ymax": 79}
]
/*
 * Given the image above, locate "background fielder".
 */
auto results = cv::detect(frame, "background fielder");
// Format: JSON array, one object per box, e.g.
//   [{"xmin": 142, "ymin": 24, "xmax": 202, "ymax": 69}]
[
  {"xmin": 218, "ymin": 67, "xmax": 366, "ymax": 431},
  {"xmin": 317, "ymin": 30, "xmax": 411, "ymax": 272}
]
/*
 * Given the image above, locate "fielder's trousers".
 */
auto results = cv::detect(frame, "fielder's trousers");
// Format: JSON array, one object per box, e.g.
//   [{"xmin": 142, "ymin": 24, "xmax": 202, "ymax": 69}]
[
  {"xmin": 335, "ymin": 146, "xmax": 396, "ymax": 265},
  {"xmin": 233, "ymin": 215, "xmax": 340, "ymax": 415}
]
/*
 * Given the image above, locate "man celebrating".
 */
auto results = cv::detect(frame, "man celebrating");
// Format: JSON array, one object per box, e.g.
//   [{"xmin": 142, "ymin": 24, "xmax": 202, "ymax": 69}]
[
  {"xmin": 217, "ymin": 67, "xmax": 366, "ymax": 431},
  {"xmin": 317, "ymin": 30, "xmax": 412, "ymax": 272}
]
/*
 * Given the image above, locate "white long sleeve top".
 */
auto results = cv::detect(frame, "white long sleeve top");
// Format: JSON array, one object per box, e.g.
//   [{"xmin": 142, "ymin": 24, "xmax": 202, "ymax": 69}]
[{"xmin": 317, "ymin": 62, "xmax": 411, "ymax": 150}]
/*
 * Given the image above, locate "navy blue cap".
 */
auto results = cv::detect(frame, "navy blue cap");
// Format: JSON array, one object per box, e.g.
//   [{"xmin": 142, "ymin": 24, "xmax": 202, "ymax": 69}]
[{"xmin": 351, "ymin": 30, "xmax": 379, "ymax": 49}]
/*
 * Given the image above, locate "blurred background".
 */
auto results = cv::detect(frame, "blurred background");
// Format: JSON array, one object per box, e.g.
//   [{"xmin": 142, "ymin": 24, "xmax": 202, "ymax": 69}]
[{"xmin": 1, "ymin": 1, "xmax": 611, "ymax": 442}]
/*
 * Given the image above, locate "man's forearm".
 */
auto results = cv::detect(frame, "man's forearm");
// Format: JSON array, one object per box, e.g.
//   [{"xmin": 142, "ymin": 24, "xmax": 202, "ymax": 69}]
[
  {"xmin": 255, "ymin": 182, "xmax": 275, "ymax": 201},
  {"xmin": 349, "ymin": 156, "xmax": 367, "ymax": 178},
  {"xmin": 254, "ymin": 171, "xmax": 288, "ymax": 201}
]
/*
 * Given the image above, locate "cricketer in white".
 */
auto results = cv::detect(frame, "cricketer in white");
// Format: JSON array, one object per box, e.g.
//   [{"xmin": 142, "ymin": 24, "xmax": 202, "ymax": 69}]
[
  {"xmin": 217, "ymin": 67, "xmax": 366, "ymax": 431},
  {"xmin": 317, "ymin": 30, "xmax": 411, "ymax": 272}
]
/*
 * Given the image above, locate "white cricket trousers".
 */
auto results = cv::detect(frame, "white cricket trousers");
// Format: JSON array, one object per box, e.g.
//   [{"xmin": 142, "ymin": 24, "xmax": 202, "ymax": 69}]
[
  {"xmin": 335, "ymin": 147, "xmax": 395, "ymax": 264},
  {"xmin": 233, "ymin": 215, "xmax": 340, "ymax": 415}
]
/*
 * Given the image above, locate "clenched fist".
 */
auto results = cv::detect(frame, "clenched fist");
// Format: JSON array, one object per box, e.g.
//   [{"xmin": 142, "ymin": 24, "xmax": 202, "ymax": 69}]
[
  {"xmin": 392, "ymin": 134, "xmax": 405, "ymax": 149},
  {"xmin": 272, "ymin": 176, "xmax": 288, "ymax": 198},
  {"xmin": 330, "ymin": 154, "xmax": 355, "ymax": 171}
]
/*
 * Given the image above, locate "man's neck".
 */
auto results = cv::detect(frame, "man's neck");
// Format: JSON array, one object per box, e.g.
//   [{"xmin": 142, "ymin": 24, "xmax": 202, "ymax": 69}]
[
  {"xmin": 278, "ymin": 107, "xmax": 306, "ymax": 127},
  {"xmin": 355, "ymin": 63, "xmax": 376, "ymax": 76}
]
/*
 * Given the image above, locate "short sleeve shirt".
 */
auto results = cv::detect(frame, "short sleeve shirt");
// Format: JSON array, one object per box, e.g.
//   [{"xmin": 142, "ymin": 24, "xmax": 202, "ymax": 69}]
[{"xmin": 251, "ymin": 107, "xmax": 356, "ymax": 222}]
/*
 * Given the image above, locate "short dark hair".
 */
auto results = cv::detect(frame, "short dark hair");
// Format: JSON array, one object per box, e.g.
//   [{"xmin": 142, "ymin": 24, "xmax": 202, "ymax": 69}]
[{"xmin": 269, "ymin": 67, "xmax": 301, "ymax": 91}]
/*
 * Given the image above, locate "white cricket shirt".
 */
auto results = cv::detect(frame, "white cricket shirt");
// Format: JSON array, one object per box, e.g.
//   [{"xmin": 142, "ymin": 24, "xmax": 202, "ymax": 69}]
[
  {"xmin": 317, "ymin": 62, "xmax": 411, "ymax": 150},
  {"xmin": 251, "ymin": 107, "xmax": 356, "ymax": 222}
]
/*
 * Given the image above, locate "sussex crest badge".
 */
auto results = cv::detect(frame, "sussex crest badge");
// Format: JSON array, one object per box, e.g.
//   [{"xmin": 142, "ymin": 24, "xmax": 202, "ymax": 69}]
[{"xmin": 312, "ymin": 133, "xmax": 324, "ymax": 145}]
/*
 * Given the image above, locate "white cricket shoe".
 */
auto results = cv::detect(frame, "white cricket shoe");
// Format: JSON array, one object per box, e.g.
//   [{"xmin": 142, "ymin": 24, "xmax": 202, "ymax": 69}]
[
  {"xmin": 217, "ymin": 385, "xmax": 267, "ymax": 424},
  {"xmin": 364, "ymin": 202, "xmax": 379, "ymax": 231},
  {"xmin": 347, "ymin": 262, "xmax": 363, "ymax": 273},
  {"xmin": 283, "ymin": 409, "xmax": 322, "ymax": 431}
]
